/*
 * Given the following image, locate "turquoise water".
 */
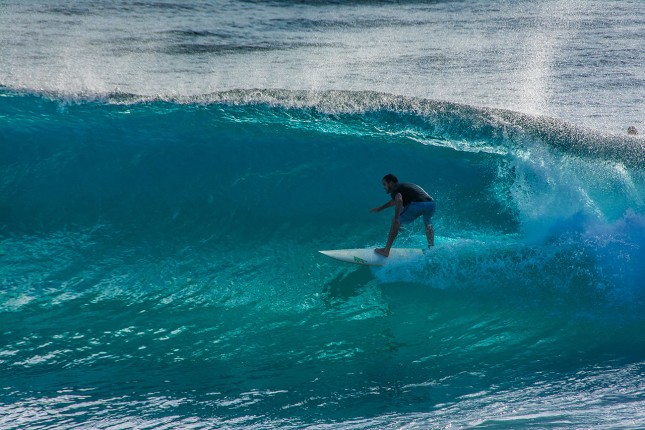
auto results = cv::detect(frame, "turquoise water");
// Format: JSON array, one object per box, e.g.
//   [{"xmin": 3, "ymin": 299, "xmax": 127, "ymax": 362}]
[
  {"xmin": 2, "ymin": 88, "xmax": 644, "ymax": 428},
  {"xmin": 1, "ymin": 0, "xmax": 645, "ymax": 428}
]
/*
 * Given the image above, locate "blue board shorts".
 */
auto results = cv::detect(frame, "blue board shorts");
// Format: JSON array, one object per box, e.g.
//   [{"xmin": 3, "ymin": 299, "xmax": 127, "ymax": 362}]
[{"xmin": 399, "ymin": 201, "xmax": 436, "ymax": 225}]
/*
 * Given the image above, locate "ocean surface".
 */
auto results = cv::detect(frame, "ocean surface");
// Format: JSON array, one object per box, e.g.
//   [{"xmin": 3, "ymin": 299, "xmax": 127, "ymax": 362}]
[{"xmin": 1, "ymin": 0, "xmax": 644, "ymax": 428}]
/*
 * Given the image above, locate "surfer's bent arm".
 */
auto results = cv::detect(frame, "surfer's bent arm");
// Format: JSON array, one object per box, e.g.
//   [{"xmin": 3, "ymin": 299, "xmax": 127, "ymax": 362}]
[{"xmin": 371, "ymin": 199, "xmax": 396, "ymax": 213}]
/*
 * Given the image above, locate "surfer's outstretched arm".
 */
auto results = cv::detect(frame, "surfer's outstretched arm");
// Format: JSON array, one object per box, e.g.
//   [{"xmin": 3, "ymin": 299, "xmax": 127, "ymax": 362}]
[{"xmin": 370, "ymin": 199, "xmax": 395, "ymax": 213}]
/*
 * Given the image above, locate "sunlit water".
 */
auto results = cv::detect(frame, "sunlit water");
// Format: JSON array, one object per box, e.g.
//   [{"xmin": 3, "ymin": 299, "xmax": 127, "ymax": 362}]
[{"xmin": 1, "ymin": 1, "xmax": 644, "ymax": 428}]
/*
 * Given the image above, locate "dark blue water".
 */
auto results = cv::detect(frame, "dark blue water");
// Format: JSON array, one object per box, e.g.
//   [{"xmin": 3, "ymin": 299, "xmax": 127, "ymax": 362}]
[{"xmin": 1, "ymin": 1, "xmax": 645, "ymax": 428}]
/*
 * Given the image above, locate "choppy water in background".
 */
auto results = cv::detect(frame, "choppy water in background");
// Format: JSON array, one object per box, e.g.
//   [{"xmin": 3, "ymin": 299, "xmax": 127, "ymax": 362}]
[
  {"xmin": 1, "ymin": 1, "xmax": 644, "ymax": 428},
  {"xmin": 2, "ymin": 0, "xmax": 644, "ymax": 132}
]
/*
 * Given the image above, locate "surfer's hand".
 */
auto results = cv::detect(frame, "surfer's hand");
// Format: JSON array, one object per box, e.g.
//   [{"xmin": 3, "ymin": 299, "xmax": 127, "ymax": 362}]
[{"xmin": 370, "ymin": 207, "xmax": 381, "ymax": 213}]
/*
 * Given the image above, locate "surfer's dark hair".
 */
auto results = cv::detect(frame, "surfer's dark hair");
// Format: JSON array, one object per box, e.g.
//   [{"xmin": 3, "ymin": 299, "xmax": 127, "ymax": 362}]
[{"xmin": 382, "ymin": 173, "xmax": 398, "ymax": 183}]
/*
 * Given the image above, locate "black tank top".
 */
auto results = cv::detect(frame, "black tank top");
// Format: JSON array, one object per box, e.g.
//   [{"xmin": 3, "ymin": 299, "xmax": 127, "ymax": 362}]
[{"xmin": 390, "ymin": 183, "xmax": 433, "ymax": 207}]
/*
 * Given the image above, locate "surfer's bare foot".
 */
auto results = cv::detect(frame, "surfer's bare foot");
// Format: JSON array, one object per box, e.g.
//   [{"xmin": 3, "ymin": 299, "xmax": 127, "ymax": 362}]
[{"xmin": 375, "ymin": 248, "xmax": 390, "ymax": 257}]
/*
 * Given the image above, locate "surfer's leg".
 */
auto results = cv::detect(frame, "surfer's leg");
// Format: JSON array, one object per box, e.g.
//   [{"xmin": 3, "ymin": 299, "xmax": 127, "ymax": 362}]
[
  {"xmin": 376, "ymin": 193, "xmax": 403, "ymax": 257},
  {"xmin": 424, "ymin": 222, "xmax": 434, "ymax": 247},
  {"xmin": 422, "ymin": 202, "xmax": 436, "ymax": 248},
  {"xmin": 375, "ymin": 218, "xmax": 400, "ymax": 257}
]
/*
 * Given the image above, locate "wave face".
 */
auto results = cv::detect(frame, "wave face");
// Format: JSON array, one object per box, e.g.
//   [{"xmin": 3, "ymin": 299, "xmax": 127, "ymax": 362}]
[{"xmin": 1, "ymin": 89, "xmax": 645, "ymax": 428}]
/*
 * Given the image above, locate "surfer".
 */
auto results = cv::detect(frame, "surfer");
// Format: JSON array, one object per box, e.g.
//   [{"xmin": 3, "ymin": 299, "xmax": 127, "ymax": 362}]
[
  {"xmin": 371, "ymin": 173, "xmax": 435, "ymax": 257},
  {"xmin": 627, "ymin": 126, "xmax": 638, "ymax": 135}
]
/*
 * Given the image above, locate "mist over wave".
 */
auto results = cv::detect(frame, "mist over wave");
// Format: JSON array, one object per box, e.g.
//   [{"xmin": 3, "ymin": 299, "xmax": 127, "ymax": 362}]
[{"xmin": 2, "ymin": 0, "xmax": 644, "ymax": 133}]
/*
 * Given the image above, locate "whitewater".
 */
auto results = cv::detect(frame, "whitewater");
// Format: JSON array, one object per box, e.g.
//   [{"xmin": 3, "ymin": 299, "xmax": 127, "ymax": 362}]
[{"xmin": 1, "ymin": 1, "xmax": 644, "ymax": 429}]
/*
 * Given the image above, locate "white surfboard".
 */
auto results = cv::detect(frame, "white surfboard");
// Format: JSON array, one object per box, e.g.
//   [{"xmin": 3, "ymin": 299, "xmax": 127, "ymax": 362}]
[{"xmin": 319, "ymin": 248, "xmax": 424, "ymax": 266}]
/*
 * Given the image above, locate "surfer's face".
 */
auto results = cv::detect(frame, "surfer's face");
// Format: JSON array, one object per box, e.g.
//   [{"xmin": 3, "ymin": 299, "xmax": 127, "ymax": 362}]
[{"xmin": 382, "ymin": 180, "xmax": 394, "ymax": 193}]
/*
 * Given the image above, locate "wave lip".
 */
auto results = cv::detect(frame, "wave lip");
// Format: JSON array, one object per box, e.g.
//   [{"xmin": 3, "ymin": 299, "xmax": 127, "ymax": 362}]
[{"xmin": 4, "ymin": 86, "xmax": 642, "ymax": 165}]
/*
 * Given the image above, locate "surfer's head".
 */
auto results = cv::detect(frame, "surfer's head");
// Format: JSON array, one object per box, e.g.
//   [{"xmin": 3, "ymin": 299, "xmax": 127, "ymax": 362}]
[{"xmin": 382, "ymin": 173, "xmax": 398, "ymax": 193}]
